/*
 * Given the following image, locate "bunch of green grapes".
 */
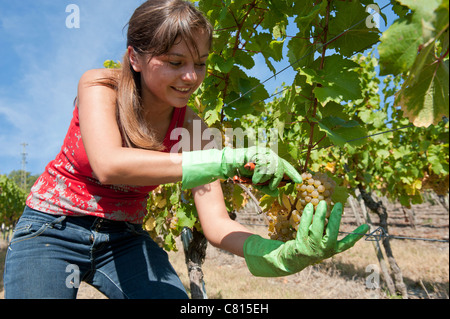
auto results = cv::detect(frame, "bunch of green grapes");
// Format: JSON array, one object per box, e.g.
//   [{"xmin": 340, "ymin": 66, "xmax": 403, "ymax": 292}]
[
  {"xmin": 267, "ymin": 201, "xmax": 302, "ymax": 242},
  {"xmin": 296, "ymin": 172, "xmax": 336, "ymax": 213},
  {"xmin": 266, "ymin": 172, "xmax": 336, "ymax": 242}
]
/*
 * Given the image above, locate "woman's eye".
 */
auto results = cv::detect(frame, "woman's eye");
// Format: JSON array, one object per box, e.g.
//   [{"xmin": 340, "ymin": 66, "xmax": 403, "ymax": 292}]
[{"xmin": 169, "ymin": 61, "xmax": 181, "ymax": 67}]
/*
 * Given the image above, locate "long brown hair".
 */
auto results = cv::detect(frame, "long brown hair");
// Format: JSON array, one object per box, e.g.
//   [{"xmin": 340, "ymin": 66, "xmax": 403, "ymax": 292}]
[{"xmin": 99, "ymin": 0, "xmax": 213, "ymax": 150}]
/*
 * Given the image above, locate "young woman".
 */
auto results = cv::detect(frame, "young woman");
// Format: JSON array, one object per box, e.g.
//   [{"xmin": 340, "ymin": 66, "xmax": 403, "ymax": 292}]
[{"xmin": 3, "ymin": 0, "xmax": 368, "ymax": 299}]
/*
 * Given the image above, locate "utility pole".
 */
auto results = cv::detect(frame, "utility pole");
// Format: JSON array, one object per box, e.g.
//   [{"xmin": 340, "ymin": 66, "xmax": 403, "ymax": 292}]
[{"xmin": 21, "ymin": 142, "xmax": 28, "ymax": 190}]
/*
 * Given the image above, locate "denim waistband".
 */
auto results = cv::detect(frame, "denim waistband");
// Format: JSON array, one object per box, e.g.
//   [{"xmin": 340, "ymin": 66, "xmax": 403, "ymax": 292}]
[{"xmin": 21, "ymin": 205, "xmax": 143, "ymax": 233}]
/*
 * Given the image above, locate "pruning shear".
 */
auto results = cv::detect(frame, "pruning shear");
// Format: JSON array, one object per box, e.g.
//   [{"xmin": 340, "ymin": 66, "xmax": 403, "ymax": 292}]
[{"xmin": 232, "ymin": 162, "xmax": 292, "ymax": 187}]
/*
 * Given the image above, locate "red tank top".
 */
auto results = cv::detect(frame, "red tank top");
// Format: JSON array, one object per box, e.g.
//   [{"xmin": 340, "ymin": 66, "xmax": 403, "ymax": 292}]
[{"xmin": 26, "ymin": 105, "xmax": 186, "ymax": 224}]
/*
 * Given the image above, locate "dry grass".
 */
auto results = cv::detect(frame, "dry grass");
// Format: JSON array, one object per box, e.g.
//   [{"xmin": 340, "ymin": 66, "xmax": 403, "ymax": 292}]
[
  {"xmin": 167, "ymin": 226, "xmax": 449, "ymax": 299},
  {"xmin": 169, "ymin": 236, "xmax": 375, "ymax": 299}
]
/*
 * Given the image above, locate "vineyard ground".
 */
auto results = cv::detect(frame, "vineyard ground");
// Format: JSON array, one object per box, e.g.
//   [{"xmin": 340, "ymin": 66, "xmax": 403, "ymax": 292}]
[{"xmin": 0, "ymin": 200, "xmax": 448, "ymax": 299}]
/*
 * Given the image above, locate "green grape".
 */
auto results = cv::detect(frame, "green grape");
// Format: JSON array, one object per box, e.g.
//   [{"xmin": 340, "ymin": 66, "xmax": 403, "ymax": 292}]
[{"xmin": 265, "ymin": 171, "xmax": 337, "ymax": 242}]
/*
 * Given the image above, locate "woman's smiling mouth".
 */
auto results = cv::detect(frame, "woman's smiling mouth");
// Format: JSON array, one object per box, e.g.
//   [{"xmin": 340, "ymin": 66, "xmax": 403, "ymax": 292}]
[{"xmin": 172, "ymin": 86, "xmax": 191, "ymax": 93}]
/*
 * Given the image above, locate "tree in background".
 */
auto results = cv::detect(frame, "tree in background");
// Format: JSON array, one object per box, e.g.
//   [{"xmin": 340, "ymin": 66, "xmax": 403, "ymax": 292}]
[
  {"xmin": 0, "ymin": 175, "xmax": 26, "ymax": 227},
  {"xmin": 6, "ymin": 170, "xmax": 39, "ymax": 193}
]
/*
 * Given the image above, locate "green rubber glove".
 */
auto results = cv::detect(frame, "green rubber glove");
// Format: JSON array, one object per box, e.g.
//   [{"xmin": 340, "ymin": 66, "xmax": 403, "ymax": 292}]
[
  {"xmin": 243, "ymin": 201, "xmax": 369, "ymax": 277},
  {"xmin": 181, "ymin": 146, "xmax": 302, "ymax": 196}
]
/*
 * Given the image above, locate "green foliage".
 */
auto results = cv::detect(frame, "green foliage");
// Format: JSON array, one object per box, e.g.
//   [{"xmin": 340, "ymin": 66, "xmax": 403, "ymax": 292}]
[
  {"xmin": 104, "ymin": 0, "xmax": 449, "ymax": 250},
  {"xmin": 342, "ymin": 52, "xmax": 448, "ymax": 206},
  {"xmin": 144, "ymin": 184, "xmax": 200, "ymax": 251},
  {"xmin": 6, "ymin": 170, "xmax": 39, "ymax": 192},
  {"xmin": 0, "ymin": 175, "xmax": 27, "ymax": 226},
  {"xmin": 103, "ymin": 60, "xmax": 121, "ymax": 69},
  {"xmin": 378, "ymin": 0, "xmax": 449, "ymax": 127}
]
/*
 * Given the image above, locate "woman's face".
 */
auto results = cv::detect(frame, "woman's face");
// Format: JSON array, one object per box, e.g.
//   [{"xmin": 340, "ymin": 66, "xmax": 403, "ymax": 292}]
[{"xmin": 130, "ymin": 30, "xmax": 210, "ymax": 110}]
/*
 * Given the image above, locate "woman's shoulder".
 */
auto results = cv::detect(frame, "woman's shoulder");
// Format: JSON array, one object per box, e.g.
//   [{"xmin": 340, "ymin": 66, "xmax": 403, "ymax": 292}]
[
  {"xmin": 79, "ymin": 68, "xmax": 120, "ymax": 86},
  {"xmin": 77, "ymin": 68, "xmax": 119, "ymax": 112},
  {"xmin": 77, "ymin": 68, "xmax": 119, "ymax": 99}
]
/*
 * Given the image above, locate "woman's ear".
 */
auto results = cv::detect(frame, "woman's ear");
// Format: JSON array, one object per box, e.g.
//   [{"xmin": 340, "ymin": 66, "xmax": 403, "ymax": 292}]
[{"xmin": 128, "ymin": 46, "xmax": 142, "ymax": 72}]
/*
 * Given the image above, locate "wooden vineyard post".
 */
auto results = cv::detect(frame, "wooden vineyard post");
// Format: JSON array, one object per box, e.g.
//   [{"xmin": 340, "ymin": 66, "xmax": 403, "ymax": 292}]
[
  {"xmin": 348, "ymin": 195, "xmax": 364, "ymax": 226},
  {"xmin": 356, "ymin": 185, "xmax": 408, "ymax": 298},
  {"xmin": 181, "ymin": 227, "xmax": 208, "ymax": 299},
  {"xmin": 349, "ymin": 193, "xmax": 396, "ymax": 296}
]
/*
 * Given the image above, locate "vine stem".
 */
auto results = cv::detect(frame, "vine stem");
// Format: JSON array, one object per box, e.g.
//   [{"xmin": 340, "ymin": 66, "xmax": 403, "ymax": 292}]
[
  {"xmin": 220, "ymin": 0, "xmax": 259, "ymax": 123},
  {"xmin": 302, "ymin": 1, "xmax": 331, "ymax": 173},
  {"xmin": 229, "ymin": 178, "xmax": 264, "ymax": 214},
  {"xmin": 439, "ymin": 45, "xmax": 449, "ymax": 61}
]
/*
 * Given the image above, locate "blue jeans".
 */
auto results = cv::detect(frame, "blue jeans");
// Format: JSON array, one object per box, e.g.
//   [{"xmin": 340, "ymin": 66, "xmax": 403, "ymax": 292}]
[{"xmin": 3, "ymin": 206, "xmax": 188, "ymax": 299}]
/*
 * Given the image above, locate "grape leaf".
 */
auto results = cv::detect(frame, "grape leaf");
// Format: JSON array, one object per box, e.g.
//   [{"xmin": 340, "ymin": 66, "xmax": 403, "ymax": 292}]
[
  {"xmin": 378, "ymin": 0, "xmax": 444, "ymax": 76},
  {"xmin": 203, "ymin": 97, "xmax": 223, "ymax": 126},
  {"xmin": 328, "ymin": 0, "xmax": 381, "ymax": 57},
  {"xmin": 103, "ymin": 60, "xmax": 121, "ymax": 69},
  {"xmin": 259, "ymin": 194, "xmax": 276, "ymax": 211},
  {"xmin": 164, "ymin": 233, "xmax": 176, "ymax": 251},
  {"xmin": 245, "ymin": 33, "xmax": 285, "ymax": 74},
  {"xmin": 234, "ymin": 49, "xmax": 255, "ymax": 70},
  {"xmin": 394, "ymin": 45, "xmax": 449, "ymax": 127},
  {"xmin": 293, "ymin": 0, "xmax": 328, "ymax": 27},
  {"xmin": 397, "ymin": 0, "xmax": 442, "ymax": 22},
  {"xmin": 287, "ymin": 35, "xmax": 315, "ymax": 70},
  {"xmin": 427, "ymin": 144, "xmax": 447, "ymax": 174},
  {"xmin": 169, "ymin": 185, "xmax": 181, "ymax": 205},
  {"xmin": 358, "ymin": 108, "xmax": 388, "ymax": 128},
  {"xmin": 301, "ymin": 55, "xmax": 362, "ymax": 105},
  {"xmin": 211, "ymin": 53, "xmax": 235, "ymax": 73},
  {"xmin": 331, "ymin": 185, "xmax": 349, "ymax": 205},
  {"xmin": 318, "ymin": 116, "xmax": 367, "ymax": 147},
  {"xmin": 176, "ymin": 205, "xmax": 197, "ymax": 228},
  {"xmin": 378, "ymin": 18, "xmax": 423, "ymax": 75}
]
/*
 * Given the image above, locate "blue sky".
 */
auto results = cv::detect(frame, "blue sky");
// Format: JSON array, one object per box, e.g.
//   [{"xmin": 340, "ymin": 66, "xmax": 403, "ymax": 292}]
[{"xmin": 0, "ymin": 0, "xmax": 395, "ymax": 176}]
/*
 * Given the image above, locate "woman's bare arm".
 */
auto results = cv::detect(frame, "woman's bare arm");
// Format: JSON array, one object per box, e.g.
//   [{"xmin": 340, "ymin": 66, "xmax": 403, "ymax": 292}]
[
  {"xmin": 184, "ymin": 108, "xmax": 254, "ymax": 257},
  {"xmin": 193, "ymin": 181, "xmax": 253, "ymax": 257}
]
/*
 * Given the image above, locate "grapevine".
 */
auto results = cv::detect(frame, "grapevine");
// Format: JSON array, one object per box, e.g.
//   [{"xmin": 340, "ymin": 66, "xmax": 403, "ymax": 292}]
[
  {"xmin": 265, "ymin": 172, "xmax": 337, "ymax": 242},
  {"xmin": 143, "ymin": 183, "xmax": 201, "ymax": 251},
  {"xmin": 0, "ymin": 175, "xmax": 27, "ymax": 227},
  {"xmin": 101, "ymin": 0, "xmax": 449, "ymax": 256},
  {"xmin": 422, "ymin": 172, "xmax": 450, "ymax": 196},
  {"xmin": 221, "ymin": 179, "xmax": 249, "ymax": 213}
]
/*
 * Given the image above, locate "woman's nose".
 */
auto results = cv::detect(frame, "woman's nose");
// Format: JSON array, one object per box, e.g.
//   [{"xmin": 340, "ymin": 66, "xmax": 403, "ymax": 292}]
[{"xmin": 181, "ymin": 66, "xmax": 198, "ymax": 83}]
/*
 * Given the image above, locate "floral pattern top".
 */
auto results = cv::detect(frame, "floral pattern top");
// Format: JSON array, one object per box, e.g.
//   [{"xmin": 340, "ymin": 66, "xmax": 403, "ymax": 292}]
[{"xmin": 26, "ymin": 105, "xmax": 186, "ymax": 224}]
